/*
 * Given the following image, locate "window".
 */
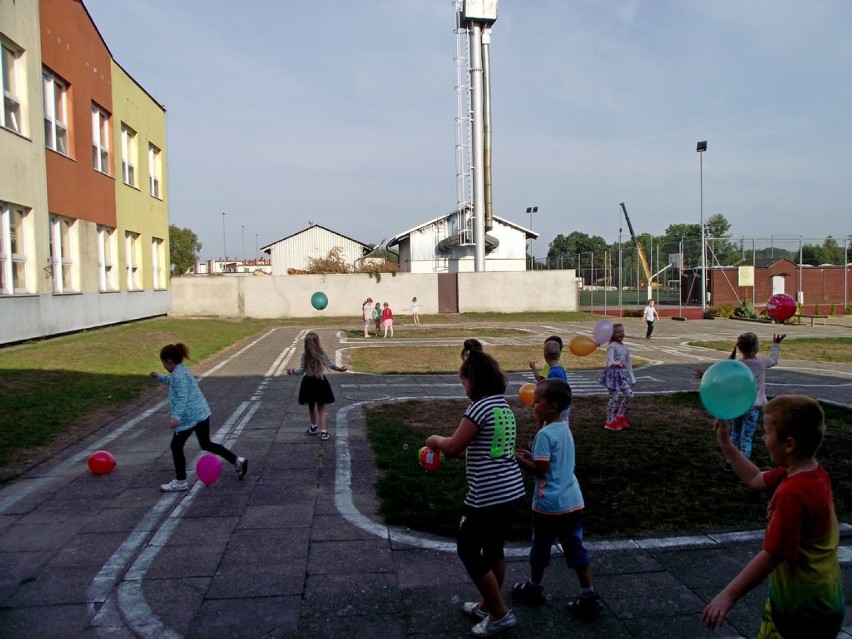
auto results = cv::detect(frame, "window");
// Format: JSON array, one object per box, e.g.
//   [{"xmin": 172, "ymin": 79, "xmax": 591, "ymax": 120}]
[
  {"xmin": 1, "ymin": 41, "xmax": 22, "ymax": 133},
  {"xmin": 120, "ymin": 123, "xmax": 137, "ymax": 186},
  {"xmin": 43, "ymin": 70, "xmax": 68, "ymax": 154},
  {"xmin": 92, "ymin": 104, "xmax": 110, "ymax": 174},
  {"xmin": 125, "ymin": 231, "xmax": 140, "ymax": 290},
  {"xmin": 97, "ymin": 226, "xmax": 118, "ymax": 292},
  {"xmin": 0, "ymin": 202, "xmax": 30, "ymax": 294},
  {"xmin": 49, "ymin": 215, "xmax": 77, "ymax": 293},
  {"xmin": 148, "ymin": 143, "xmax": 162, "ymax": 198},
  {"xmin": 152, "ymin": 237, "xmax": 166, "ymax": 289}
]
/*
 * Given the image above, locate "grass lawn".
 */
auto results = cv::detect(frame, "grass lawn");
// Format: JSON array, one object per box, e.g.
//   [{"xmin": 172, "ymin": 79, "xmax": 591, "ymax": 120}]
[{"xmin": 367, "ymin": 394, "xmax": 852, "ymax": 540}]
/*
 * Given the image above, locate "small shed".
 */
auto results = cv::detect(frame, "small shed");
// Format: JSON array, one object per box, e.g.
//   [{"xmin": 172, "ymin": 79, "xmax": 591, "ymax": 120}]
[{"xmin": 260, "ymin": 224, "xmax": 372, "ymax": 276}]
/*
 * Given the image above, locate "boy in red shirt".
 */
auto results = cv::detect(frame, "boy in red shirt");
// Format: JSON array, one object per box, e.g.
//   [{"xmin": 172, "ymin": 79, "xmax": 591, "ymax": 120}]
[{"xmin": 702, "ymin": 395, "xmax": 844, "ymax": 638}]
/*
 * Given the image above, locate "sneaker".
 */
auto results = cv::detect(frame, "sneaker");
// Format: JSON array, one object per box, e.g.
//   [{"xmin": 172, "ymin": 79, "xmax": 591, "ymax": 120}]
[
  {"xmin": 567, "ymin": 593, "xmax": 604, "ymax": 619},
  {"xmin": 604, "ymin": 421, "xmax": 623, "ymax": 431},
  {"xmin": 723, "ymin": 462, "xmax": 733, "ymax": 472},
  {"xmin": 615, "ymin": 414, "xmax": 630, "ymax": 428},
  {"xmin": 462, "ymin": 601, "xmax": 488, "ymax": 620},
  {"xmin": 511, "ymin": 581, "xmax": 545, "ymax": 605},
  {"xmin": 305, "ymin": 425, "xmax": 319, "ymax": 435},
  {"xmin": 471, "ymin": 610, "xmax": 517, "ymax": 637},
  {"xmin": 319, "ymin": 430, "xmax": 330, "ymax": 441},
  {"xmin": 235, "ymin": 457, "xmax": 248, "ymax": 479},
  {"xmin": 160, "ymin": 479, "xmax": 188, "ymax": 492}
]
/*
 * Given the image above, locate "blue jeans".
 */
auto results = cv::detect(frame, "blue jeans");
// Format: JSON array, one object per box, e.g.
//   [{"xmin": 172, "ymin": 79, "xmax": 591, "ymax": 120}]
[{"xmin": 731, "ymin": 408, "xmax": 760, "ymax": 459}]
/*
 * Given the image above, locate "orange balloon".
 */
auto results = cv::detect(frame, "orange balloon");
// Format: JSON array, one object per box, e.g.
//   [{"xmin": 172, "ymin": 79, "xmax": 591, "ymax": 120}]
[
  {"xmin": 568, "ymin": 335, "xmax": 598, "ymax": 357},
  {"xmin": 519, "ymin": 383, "xmax": 536, "ymax": 405}
]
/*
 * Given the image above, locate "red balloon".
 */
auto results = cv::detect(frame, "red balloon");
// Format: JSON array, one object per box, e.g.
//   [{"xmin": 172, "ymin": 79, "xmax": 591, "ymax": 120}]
[
  {"xmin": 766, "ymin": 293, "xmax": 797, "ymax": 321},
  {"xmin": 87, "ymin": 450, "xmax": 116, "ymax": 475},
  {"xmin": 418, "ymin": 446, "xmax": 442, "ymax": 471}
]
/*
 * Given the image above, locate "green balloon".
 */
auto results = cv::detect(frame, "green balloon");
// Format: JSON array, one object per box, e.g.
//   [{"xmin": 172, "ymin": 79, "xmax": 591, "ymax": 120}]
[
  {"xmin": 310, "ymin": 291, "xmax": 328, "ymax": 311},
  {"xmin": 699, "ymin": 359, "xmax": 757, "ymax": 419}
]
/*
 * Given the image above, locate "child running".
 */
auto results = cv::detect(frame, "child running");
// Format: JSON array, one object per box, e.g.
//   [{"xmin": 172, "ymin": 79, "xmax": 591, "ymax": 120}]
[
  {"xmin": 702, "ymin": 396, "xmax": 844, "ymax": 638},
  {"xmin": 724, "ymin": 332, "xmax": 785, "ymax": 469},
  {"xmin": 150, "ymin": 343, "xmax": 247, "ymax": 492},
  {"xmin": 512, "ymin": 379, "xmax": 603, "ymax": 618},
  {"xmin": 425, "ymin": 349, "xmax": 525, "ymax": 637},
  {"xmin": 287, "ymin": 331, "xmax": 348, "ymax": 441},
  {"xmin": 598, "ymin": 323, "xmax": 635, "ymax": 431}
]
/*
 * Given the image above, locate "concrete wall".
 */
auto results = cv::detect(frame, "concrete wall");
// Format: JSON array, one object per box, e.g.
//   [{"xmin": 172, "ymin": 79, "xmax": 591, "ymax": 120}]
[{"xmin": 169, "ymin": 270, "xmax": 578, "ymax": 318}]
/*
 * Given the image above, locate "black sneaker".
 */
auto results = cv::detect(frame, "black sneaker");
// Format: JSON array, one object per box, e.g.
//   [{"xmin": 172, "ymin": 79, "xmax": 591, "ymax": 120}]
[
  {"xmin": 567, "ymin": 593, "xmax": 603, "ymax": 619},
  {"xmin": 511, "ymin": 580, "xmax": 545, "ymax": 605}
]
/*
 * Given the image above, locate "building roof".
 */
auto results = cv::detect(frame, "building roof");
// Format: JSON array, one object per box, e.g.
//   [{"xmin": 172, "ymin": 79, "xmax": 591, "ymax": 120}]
[
  {"xmin": 260, "ymin": 224, "xmax": 372, "ymax": 253},
  {"xmin": 387, "ymin": 210, "xmax": 538, "ymax": 248}
]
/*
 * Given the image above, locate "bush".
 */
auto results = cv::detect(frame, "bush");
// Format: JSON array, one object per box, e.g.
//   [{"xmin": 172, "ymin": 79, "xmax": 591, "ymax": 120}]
[
  {"xmin": 814, "ymin": 303, "xmax": 822, "ymax": 315},
  {"xmin": 622, "ymin": 309, "xmax": 643, "ymax": 318},
  {"xmin": 829, "ymin": 303, "xmax": 836, "ymax": 316},
  {"xmin": 708, "ymin": 304, "xmax": 737, "ymax": 318},
  {"xmin": 733, "ymin": 300, "xmax": 757, "ymax": 319}
]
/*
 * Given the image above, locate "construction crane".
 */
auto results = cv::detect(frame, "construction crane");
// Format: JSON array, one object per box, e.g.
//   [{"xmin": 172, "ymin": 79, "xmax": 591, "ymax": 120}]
[{"xmin": 619, "ymin": 202, "xmax": 652, "ymax": 285}]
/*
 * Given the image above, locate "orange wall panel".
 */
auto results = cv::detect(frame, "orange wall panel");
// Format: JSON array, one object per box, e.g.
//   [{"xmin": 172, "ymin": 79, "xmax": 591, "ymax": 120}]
[{"xmin": 40, "ymin": 0, "xmax": 116, "ymax": 227}]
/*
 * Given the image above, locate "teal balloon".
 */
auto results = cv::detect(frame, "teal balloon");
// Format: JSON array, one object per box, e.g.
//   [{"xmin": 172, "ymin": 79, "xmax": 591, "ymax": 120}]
[
  {"xmin": 310, "ymin": 291, "xmax": 328, "ymax": 311},
  {"xmin": 699, "ymin": 359, "xmax": 757, "ymax": 419}
]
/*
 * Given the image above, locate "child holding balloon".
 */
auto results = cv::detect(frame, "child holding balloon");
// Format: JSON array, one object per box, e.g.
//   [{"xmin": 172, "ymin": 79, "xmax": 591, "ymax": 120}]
[
  {"xmin": 598, "ymin": 323, "xmax": 635, "ymax": 431},
  {"xmin": 424, "ymin": 350, "xmax": 525, "ymax": 637},
  {"xmin": 150, "ymin": 343, "xmax": 247, "ymax": 492},
  {"xmin": 724, "ymin": 332, "xmax": 785, "ymax": 468},
  {"xmin": 287, "ymin": 331, "xmax": 348, "ymax": 441},
  {"xmin": 702, "ymin": 395, "xmax": 844, "ymax": 638}
]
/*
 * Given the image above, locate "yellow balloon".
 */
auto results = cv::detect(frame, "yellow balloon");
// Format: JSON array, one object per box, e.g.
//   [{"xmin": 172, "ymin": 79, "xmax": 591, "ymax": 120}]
[
  {"xmin": 569, "ymin": 335, "xmax": 598, "ymax": 357},
  {"xmin": 519, "ymin": 383, "xmax": 536, "ymax": 405}
]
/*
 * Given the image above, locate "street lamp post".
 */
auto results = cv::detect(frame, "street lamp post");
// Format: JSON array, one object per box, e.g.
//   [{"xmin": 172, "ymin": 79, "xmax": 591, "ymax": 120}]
[
  {"xmin": 526, "ymin": 206, "xmax": 538, "ymax": 270},
  {"xmin": 241, "ymin": 224, "xmax": 245, "ymax": 265},
  {"xmin": 696, "ymin": 141, "xmax": 707, "ymax": 314},
  {"xmin": 221, "ymin": 212, "xmax": 227, "ymax": 261}
]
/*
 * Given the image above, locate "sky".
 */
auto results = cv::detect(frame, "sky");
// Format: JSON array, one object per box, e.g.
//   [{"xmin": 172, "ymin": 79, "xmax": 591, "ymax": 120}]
[{"xmin": 83, "ymin": 0, "xmax": 852, "ymax": 262}]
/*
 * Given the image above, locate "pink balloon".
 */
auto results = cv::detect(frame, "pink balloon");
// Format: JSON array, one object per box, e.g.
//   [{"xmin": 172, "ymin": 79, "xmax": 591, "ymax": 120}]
[{"xmin": 195, "ymin": 454, "xmax": 222, "ymax": 486}]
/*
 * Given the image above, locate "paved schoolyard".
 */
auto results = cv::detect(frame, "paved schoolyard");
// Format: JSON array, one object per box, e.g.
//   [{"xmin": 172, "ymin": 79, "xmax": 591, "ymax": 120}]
[{"xmin": 0, "ymin": 317, "xmax": 850, "ymax": 638}]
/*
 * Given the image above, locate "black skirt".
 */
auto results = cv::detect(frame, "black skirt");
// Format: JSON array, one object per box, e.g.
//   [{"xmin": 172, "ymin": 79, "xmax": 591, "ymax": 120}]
[{"xmin": 298, "ymin": 375, "xmax": 336, "ymax": 406}]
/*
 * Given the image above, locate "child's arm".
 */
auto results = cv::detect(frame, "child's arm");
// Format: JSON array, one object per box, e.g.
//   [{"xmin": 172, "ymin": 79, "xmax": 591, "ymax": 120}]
[
  {"xmin": 728, "ymin": 345, "xmax": 738, "ymax": 359},
  {"xmin": 701, "ymin": 549, "xmax": 781, "ymax": 630},
  {"xmin": 149, "ymin": 371, "xmax": 168, "ymax": 383},
  {"xmin": 528, "ymin": 360, "xmax": 543, "ymax": 381},
  {"xmin": 515, "ymin": 452, "xmax": 548, "ymax": 478},
  {"xmin": 714, "ymin": 420, "xmax": 768, "ymax": 490},
  {"xmin": 425, "ymin": 416, "xmax": 478, "ymax": 457},
  {"xmin": 624, "ymin": 350, "xmax": 636, "ymax": 384},
  {"xmin": 766, "ymin": 334, "xmax": 784, "ymax": 367},
  {"xmin": 320, "ymin": 351, "xmax": 348, "ymax": 373}
]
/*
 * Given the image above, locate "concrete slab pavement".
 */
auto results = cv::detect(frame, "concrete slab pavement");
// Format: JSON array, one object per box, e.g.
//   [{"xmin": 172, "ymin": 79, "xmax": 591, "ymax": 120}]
[{"xmin": 0, "ymin": 319, "xmax": 850, "ymax": 638}]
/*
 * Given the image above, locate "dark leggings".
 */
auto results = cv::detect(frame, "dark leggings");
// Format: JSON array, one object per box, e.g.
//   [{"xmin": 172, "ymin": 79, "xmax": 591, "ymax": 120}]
[
  {"xmin": 171, "ymin": 418, "xmax": 236, "ymax": 480},
  {"xmin": 457, "ymin": 499, "xmax": 521, "ymax": 582}
]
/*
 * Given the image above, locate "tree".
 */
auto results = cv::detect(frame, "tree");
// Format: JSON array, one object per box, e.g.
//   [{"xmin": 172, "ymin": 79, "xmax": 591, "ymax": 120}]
[{"xmin": 169, "ymin": 225, "xmax": 201, "ymax": 276}]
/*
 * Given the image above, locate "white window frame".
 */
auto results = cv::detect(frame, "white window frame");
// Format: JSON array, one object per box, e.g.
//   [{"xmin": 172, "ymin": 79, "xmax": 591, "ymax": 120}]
[
  {"xmin": 120, "ymin": 123, "xmax": 137, "ymax": 187},
  {"xmin": 49, "ymin": 215, "xmax": 77, "ymax": 293},
  {"xmin": 125, "ymin": 231, "xmax": 141, "ymax": 291},
  {"xmin": 43, "ymin": 70, "xmax": 68, "ymax": 155},
  {"xmin": 148, "ymin": 143, "xmax": 162, "ymax": 198},
  {"xmin": 92, "ymin": 104, "xmax": 110, "ymax": 174},
  {"xmin": 0, "ymin": 202, "xmax": 30, "ymax": 294},
  {"xmin": 97, "ymin": 225, "xmax": 118, "ymax": 292},
  {"xmin": 151, "ymin": 237, "xmax": 166, "ymax": 289},
  {"xmin": 1, "ymin": 41, "xmax": 22, "ymax": 134}
]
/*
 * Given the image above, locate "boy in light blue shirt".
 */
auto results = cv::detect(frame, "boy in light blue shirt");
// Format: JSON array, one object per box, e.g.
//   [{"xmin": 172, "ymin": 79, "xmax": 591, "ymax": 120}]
[{"xmin": 513, "ymin": 379, "xmax": 603, "ymax": 618}]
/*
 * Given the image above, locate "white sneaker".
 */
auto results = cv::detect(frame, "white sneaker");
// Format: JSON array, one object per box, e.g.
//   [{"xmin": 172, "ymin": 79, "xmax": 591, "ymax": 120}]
[
  {"xmin": 471, "ymin": 610, "xmax": 517, "ymax": 637},
  {"xmin": 160, "ymin": 479, "xmax": 188, "ymax": 492}
]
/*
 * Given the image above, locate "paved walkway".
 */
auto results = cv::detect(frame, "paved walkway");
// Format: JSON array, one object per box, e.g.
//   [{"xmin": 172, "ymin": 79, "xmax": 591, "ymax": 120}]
[{"xmin": 0, "ymin": 318, "xmax": 850, "ymax": 638}]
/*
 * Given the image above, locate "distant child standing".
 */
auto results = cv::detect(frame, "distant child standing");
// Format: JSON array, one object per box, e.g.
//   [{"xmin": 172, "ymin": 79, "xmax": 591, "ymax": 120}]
[
  {"xmin": 150, "ymin": 343, "xmax": 247, "ymax": 492},
  {"xmin": 362, "ymin": 297, "xmax": 373, "ymax": 338},
  {"xmin": 425, "ymin": 350, "xmax": 525, "ymax": 637},
  {"xmin": 529, "ymin": 335, "xmax": 564, "ymax": 381},
  {"xmin": 372, "ymin": 302, "xmax": 382, "ymax": 336},
  {"xmin": 287, "ymin": 331, "xmax": 348, "ymax": 441},
  {"xmin": 598, "ymin": 323, "xmax": 635, "ymax": 431},
  {"xmin": 408, "ymin": 297, "xmax": 421, "ymax": 326},
  {"xmin": 642, "ymin": 299, "xmax": 659, "ymax": 339},
  {"xmin": 513, "ymin": 379, "xmax": 603, "ymax": 618},
  {"xmin": 381, "ymin": 301, "xmax": 394, "ymax": 338},
  {"xmin": 724, "ymin": 332, "xmax": 785, "ymax": 468},
  {"xmin": 702, "ymin": 396, "xmax": 844, "ymax": 638}
]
